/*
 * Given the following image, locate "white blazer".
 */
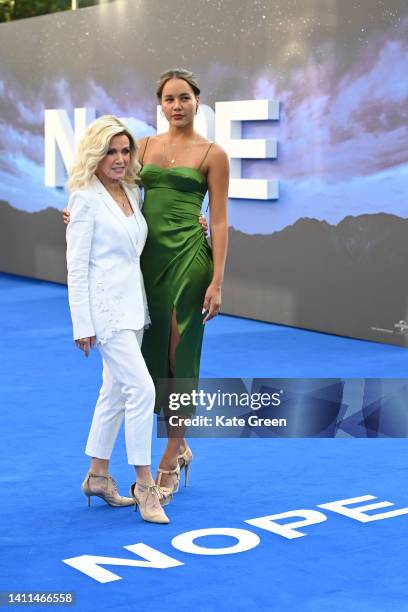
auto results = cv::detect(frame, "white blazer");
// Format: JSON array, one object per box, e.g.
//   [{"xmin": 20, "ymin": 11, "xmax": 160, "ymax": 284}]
[{"xmin": 66, "ymin": 175, "xmax": 150, "ymax": 343}]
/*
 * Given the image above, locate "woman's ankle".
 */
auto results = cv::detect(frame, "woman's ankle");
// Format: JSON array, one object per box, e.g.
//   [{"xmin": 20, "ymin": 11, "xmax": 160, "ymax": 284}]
[
  {"xmin": 158, "ymin": 459, "xmax": 178, "ymax": 471},
  {"xmin": 137, "ymin": 478, "xmax": 155, "ymax": 488},
  {"xmin": 135, "ymin": 465, "xmax": 154, "ymax": 484},
  {"xmin": 89, "ymin": 471, "xmax": 108, "ymax": 478}
]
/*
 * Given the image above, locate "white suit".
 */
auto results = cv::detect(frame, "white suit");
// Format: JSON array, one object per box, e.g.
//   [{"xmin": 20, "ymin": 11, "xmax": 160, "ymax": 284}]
[
  {"xmin": 66, "ymin": 175, "xmax": 150, "ymax": 343},
  {"xmin": 66, "ymin": 176, "xmax": 155, "ymax": 466}
]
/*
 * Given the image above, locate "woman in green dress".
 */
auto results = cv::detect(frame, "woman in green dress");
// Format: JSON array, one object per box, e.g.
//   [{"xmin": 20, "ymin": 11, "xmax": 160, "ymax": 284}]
[
  {"xmin": 63, "ymin": 70, "xmax": 229, "ymax": 502},
  {"xmin": 138, "ymin": 69, "xmax": 229, "ymax": 497}
]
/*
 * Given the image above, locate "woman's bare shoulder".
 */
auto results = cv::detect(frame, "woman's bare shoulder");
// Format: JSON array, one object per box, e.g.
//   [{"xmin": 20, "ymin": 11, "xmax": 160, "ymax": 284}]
[
  {"xmin": 137, "ymin": 134, "xmax": 163, "ymax": 147},
  {"xmin": 207, "ymin": 142, "xmax": 228, "ymax": 163}
]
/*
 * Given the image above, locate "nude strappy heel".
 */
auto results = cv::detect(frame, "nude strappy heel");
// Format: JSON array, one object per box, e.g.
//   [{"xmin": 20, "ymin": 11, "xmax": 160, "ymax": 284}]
[
  {"xmin": 178, "ymin": 446, "xmax": 193, "ymax": 487},
  {"xmin": 129, "ymin": 481, "xmax": 172, "ymax": 507},
  {"xmin": 156, "ymin": 463, "xmax": 181, "ymax": 497},
  {"xmin": 81, "ymin": 472, "xmax": 134, "ymax": 507}
]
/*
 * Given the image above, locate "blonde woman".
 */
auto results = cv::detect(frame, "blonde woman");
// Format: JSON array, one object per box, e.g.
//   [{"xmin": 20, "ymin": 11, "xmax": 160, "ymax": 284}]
[
  {"xmin": 64, "ymin": 69, "xmax": 228, "ymax": 502},
  {"xmin": 66, "ymin": 115, "xmax": 169, "ymax": 524}
]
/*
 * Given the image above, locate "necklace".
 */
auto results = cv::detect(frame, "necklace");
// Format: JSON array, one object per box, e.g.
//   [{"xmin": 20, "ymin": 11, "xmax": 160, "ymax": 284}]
[
  {"xmin": 106, "ymin": 184, "xmax": 130, "ymax": 211},
  {"xmin": 97, "ymin": 174, "xmax": 132, "ymax": 213},
  {"xmin": 163, "ymin": 142, "xmax": 177, "ymax": 165},
  {"xmin": 163, "ymin": 141, "xmax": 191, "ymax": 167}
]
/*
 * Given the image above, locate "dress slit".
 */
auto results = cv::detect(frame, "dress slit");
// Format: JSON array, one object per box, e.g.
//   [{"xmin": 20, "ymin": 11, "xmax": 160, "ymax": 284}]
[{"xmin": 139, "ymin": 163, "xmax": 213, "ymax": 415}]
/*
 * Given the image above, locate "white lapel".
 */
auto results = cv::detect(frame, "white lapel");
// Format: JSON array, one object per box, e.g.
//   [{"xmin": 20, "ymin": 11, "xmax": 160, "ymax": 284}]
[
  {"xmin": 93, "ymin": 176, "xmax": 139, "ymax": 254},
  {"xmin": 122, "ymin": 183, "xmax": 142, "ymax": 220}
]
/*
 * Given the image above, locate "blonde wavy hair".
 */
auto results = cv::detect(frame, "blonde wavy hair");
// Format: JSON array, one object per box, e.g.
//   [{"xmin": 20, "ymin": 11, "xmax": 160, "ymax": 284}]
[{"xmin": 67, "ymin": 115, "xmax": 141, "ymax": 192}]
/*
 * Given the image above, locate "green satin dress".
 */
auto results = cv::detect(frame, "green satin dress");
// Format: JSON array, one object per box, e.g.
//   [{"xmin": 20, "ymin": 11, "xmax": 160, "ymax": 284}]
[{"xmin": 140, "ymin": 161, "xmax": 213, "ymax": 414}]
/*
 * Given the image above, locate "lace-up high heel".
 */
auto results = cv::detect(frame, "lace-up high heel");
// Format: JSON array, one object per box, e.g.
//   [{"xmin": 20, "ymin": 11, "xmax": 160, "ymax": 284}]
[
  {"xmin": 178, "ymin": 446, "xmax": 193, "ymax": 487},
  {"xmin": 81, "ymin": 472, "xmax": 134, "ymax": 507},
  {"xmin": 129, "ymin": 482, "xmax": 172, "ymax": 507},
  {"xmin": 132, "ymin": 482, "xmax": 170, "ymax": 524},
  {"xmin": 156, "ymin": 463, "xmax": 181, "ymax": 498}
]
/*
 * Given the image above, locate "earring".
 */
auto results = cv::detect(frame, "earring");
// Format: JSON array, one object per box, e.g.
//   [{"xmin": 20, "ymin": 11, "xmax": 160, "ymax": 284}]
[
  {"xmin": 160, "ymin": 110, "xmax": 164, "ymax": 117},
  {"xmin": 196, "ymin": 106, "xmax": 200, "ymax": 115}
]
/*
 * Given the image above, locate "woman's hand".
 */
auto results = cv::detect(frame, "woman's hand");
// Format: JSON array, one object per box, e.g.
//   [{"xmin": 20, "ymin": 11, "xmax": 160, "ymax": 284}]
[
  {"xmin": 75, "ymin": 336, "xmax": 96, "ymax": 357},
  {"xmin": 62, "ymin": 208, "xmax": 71, "ymax": 225},
  {"xmin": 199, "ymin": 214, "xmax": 208, "ymax": 236},
  {"xmin": 202, "ymin": 283, "xmax": 221, "ymax": 323}
]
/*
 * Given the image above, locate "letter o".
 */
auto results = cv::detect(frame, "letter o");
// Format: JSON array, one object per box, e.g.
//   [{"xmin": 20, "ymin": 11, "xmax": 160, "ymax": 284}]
[{"xmin": 171, "ymin": 528, "xmax": 260, "ymax": 555}]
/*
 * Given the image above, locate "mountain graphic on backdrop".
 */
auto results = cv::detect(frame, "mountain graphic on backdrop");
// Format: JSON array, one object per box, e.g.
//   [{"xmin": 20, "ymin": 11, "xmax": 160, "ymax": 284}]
[
  {"xmin": 223, "ymin": 213, "xmax": 408, "ymax": 346},
  {"xmin": 0, "ymin": 201, "xmax": 67, "ymax": 284},
  {"xmin": 1, "ymin": 201, "xmax": 408, "ymax": 346}
]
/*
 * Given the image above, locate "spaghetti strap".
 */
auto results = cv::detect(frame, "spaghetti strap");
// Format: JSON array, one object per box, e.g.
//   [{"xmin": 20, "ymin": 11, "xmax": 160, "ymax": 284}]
[
  {"xmin": 140, "ymin": 136, "xmax": 151, "ymax": 165},
  {"xmin": 198, "ymin": 142, "xmax": 213, "ymax": 170}
]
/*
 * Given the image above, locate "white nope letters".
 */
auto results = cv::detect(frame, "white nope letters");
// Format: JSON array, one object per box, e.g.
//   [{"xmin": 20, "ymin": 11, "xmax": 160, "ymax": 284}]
[
  {"xmin": 62, "ymin": 543, "xmax": 183, "ymax": 584},
  {"xmin": 44, "ymin": 107, "xmax": 96, "ymax": 187},
  {"xmin": 172, "ymin": 527, "xmax": 260, "ymax": 555},
  {"xmin": 215, "ymin": 99, "xmax": 279, "ymax": 200},
  {"xmin": 44, "ymin": 100, "xmax": 279, "ymax": 198},
  {"xmin": 245, "ymin": 509, "xmax": 327, "ymax": 540},
  {"xmin": 63, "ymin": 495, "xmax": 407, "ymax": 583},
  {"xmin": 317, "ymin": 494, "xmax": 408, "ymax": 522}
]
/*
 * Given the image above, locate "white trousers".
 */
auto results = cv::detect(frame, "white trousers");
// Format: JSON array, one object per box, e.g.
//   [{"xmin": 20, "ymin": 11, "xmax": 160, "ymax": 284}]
[{"xmin": 85, "ymin": 329, "xmax": 155, "ymax": 466}]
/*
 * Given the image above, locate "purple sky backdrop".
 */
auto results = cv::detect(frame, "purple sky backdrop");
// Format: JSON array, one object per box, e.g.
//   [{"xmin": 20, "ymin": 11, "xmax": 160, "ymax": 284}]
[
  {"xmin": 0, "ymin": 9, "xmax": 406, "ymax": 234},
  {"xmin": 227, "ymin": 17, "xmax": 408, "ymax": 232}
]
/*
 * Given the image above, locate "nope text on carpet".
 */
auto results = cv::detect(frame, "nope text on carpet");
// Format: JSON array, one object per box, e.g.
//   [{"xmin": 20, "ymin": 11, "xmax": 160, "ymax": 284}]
[{"xmin": 63, "ymin": 494, "xmax": 408, "ymax": 583}]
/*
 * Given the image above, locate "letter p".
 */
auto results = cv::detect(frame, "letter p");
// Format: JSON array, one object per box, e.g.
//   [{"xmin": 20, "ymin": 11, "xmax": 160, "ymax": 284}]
[{"xmin": 245, "ymin": 509, "xmax": 327, "ymax": 539}]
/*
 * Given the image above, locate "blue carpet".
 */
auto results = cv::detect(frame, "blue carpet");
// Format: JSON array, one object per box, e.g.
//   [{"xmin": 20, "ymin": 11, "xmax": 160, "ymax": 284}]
[{"xmin": 1, "ymin": 273, "xmax": 407, "ymax": 611}]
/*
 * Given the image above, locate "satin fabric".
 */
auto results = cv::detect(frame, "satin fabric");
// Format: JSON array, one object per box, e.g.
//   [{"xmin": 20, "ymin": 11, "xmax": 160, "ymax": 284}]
[{"xmin": 140, "ymin": 164, "xmax": 213, "ymax": 414}]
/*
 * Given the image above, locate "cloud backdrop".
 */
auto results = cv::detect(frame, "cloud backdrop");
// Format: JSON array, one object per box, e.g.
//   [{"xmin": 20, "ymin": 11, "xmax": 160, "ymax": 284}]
[{"xmin": 0, "ymin": 1, "xmax": 406, "ymax": 234}]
